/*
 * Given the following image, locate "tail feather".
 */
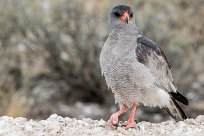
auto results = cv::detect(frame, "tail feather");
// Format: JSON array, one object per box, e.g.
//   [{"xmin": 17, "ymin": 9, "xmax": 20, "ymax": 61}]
[
  {"xmin": 165, "ymin": 98, "xmax": 187, "ymax": 121},
  {"xmin": 169, "ymin": 92, "xmax": 189, "ymax": 105}
]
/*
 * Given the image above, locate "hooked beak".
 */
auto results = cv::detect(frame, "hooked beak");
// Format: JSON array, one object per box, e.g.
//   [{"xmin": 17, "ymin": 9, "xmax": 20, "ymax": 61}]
[
  {"xmin": 119, "ymin": 11, "xmax": 129, "ymax": 24},
  {"xmin": 125, "ymin": 16, "xmax": 129, "ymax": 24}
]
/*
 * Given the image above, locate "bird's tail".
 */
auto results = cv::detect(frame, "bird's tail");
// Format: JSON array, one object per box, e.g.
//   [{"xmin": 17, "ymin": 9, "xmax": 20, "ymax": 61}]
[{"xmin": 165, "ymin": 98, "xmax": 187, "ymax": 121}]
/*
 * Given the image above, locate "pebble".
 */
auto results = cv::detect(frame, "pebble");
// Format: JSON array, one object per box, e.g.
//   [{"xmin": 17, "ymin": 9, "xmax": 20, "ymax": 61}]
[
  {"xmin": 85, "ymin": 118, "xmax": 94, "ymax": 124},
  {"xmin": 98, "ymin": 119, "xmax": 106, "ymax": 127},
  {"xmin": 177, "ymin": 121, "xmax": 186, "ymax": 128},
  {"xmin": 84, "ymin": 128, "xmax": 92, "ymax": 135},
  {"xmin": 117, "ymin": 133, "xmax": 123, "ymax": 136},
  {"xmin": 195, "ymin": 115, "xmax": 204, "ymax": 123},
  {"xmin": 25, "ymin": 124, "xmax": 33, "ymax": 131},
  {"xmin": 117, "ymin": 127, "xmax": 129, "ymax": 135},
  {"xmin": 77, "ymin": 120, "xmax": 84, "ymax": 125},
  {"xmin": 64, "ymin": 117, "xmax": 72, "ymax": 124},
  {"xmin": 15, "ymin": 117, "xmax": 27, "ymax": 122},
  {"xmin": 49, "ymin": 125, "xmax": 61, "ymax": 134},
  {"xmin": 186, "ymin": 118, "xmax": 197, "ymax": 125},
  {"xmin": 139, "ymin": 124, "xmax": 145, "ymax": 132},
  {"xmin": 84, "ymin": 122, "xmax": 89, "ymax": 127}
]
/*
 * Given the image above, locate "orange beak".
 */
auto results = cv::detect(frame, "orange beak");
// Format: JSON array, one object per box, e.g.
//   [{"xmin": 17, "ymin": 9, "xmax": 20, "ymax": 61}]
[{"xmin": 119, "ymin": 11, "xmax": 129, "ymax": 24}]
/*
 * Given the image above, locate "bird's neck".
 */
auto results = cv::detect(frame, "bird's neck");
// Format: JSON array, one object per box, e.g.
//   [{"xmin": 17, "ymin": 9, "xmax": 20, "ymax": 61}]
[{"xmin": 110, "ymin": 24, "xmax": 140, "ymax": 36}]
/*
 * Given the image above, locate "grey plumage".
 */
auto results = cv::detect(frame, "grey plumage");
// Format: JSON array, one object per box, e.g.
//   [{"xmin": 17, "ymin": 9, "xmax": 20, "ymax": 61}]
[{"xmin": 100, "ymin": 5, "xmax": 188, "ymax": 121}]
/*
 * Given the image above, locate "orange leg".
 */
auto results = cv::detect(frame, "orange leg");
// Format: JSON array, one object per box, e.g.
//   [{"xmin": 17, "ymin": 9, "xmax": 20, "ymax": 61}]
[
  {"xmin": 107, "ymin": 105, "xmax": 128, "ymax": 128},
  {"xmin": 123, "ymin": 102, "xmax": 137, "ymax": 128}
]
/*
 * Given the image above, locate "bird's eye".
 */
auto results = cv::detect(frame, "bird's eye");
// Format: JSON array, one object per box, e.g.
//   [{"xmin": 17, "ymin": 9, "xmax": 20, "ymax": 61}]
[
  {"xmin": 114, "ymin": 12, "xmax": 121, "ymax": 17},
  {"xmin": 130, "ymin": 13, "xmax": 133, "ymax": 18}
]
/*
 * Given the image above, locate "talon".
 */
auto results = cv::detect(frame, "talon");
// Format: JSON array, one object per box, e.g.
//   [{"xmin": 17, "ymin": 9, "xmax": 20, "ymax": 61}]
[
  {"xmin": 126, "ymin": 122, "xmax": 137, "ymax": 128},
  {"xmin": 105, "ymin": 123, "xmax": 117, "ymax": 129},
  {"xmin": 106, "ymin": 116, "xmax": 118, "ymax": 129},
  {"xmin": 108, "ymin": 114, "xmax": 119, "ymax": 126},
  {"xmin": 120, "ymin": 120, "xmax": 138, "ymax": 128},
  {"xmin": 106, "ymin": 106, "xmax": 128, "ymax": 129},
  {"xmin": 121, "ymin": 121, "xmax": 128, "ymax": 127}
]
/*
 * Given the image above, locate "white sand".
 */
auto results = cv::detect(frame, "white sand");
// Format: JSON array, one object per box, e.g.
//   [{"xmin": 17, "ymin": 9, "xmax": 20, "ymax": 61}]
[{"xmin": 0, "ymin": 114, "xmax": 203, "ymax": 136}]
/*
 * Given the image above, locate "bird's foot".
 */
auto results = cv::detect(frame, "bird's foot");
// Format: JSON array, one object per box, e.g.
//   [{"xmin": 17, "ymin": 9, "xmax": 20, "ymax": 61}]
[
  {"xmin": 120, "ymin": 120, "xmax": 138, "ymax": 128},
  {"xmin": 105, "ymin": 106, "xmax": 129, "ymax": 129},
  {"xmin": 105, "ymin": 114, "xmax": 119, "ymax": 129}
]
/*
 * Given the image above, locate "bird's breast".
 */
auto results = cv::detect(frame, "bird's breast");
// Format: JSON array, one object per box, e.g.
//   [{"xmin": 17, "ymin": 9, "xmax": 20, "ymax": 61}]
[{"xmin": 100, "ymin": 50, "xmax": 136, "ymax": 90}]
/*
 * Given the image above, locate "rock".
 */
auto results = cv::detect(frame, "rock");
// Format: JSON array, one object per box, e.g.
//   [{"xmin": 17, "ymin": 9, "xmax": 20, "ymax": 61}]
[
  {"xmin": 195, "ymin": 115, "xmax": 204, "ymax": 123},
  {"xmin": 97, "ymin": 119, "xmax": 106, "ymax": 127}
]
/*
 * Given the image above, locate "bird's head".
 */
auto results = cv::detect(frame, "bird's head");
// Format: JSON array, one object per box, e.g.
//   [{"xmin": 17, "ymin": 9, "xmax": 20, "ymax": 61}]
[{"xmin": 109, "ymin": 5, "xmax": 136, "ymax": 30}]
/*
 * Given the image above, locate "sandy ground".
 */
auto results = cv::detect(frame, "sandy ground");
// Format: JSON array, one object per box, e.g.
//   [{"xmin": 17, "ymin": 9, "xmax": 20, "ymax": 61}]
[{"xmin": 0, "ymin": 114, "xmax": 203, "ymax": 136}]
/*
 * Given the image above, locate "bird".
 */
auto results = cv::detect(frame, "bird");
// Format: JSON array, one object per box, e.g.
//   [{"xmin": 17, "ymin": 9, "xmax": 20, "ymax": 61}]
[{"xmin": 99, "ymin": 5, "xmax": 188, "ymax": 128}]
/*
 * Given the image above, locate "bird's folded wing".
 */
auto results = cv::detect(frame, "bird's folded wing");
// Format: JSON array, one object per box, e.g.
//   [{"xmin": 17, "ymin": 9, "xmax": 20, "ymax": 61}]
[{"xmin": 136, "ymin": 36, "xmax": 176, "ymax": 92}]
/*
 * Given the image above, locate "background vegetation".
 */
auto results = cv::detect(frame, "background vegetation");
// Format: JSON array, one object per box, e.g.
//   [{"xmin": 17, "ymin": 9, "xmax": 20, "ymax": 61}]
[{"xmin": 0, "ymin": 0, "xmax": 203, "ymax": 122}]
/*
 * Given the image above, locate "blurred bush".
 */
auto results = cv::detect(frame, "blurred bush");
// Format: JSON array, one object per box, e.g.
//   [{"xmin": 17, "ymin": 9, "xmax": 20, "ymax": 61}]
[{"xmin": 0, "ymin": 0, "xmax": 203, "ymax": 122}]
